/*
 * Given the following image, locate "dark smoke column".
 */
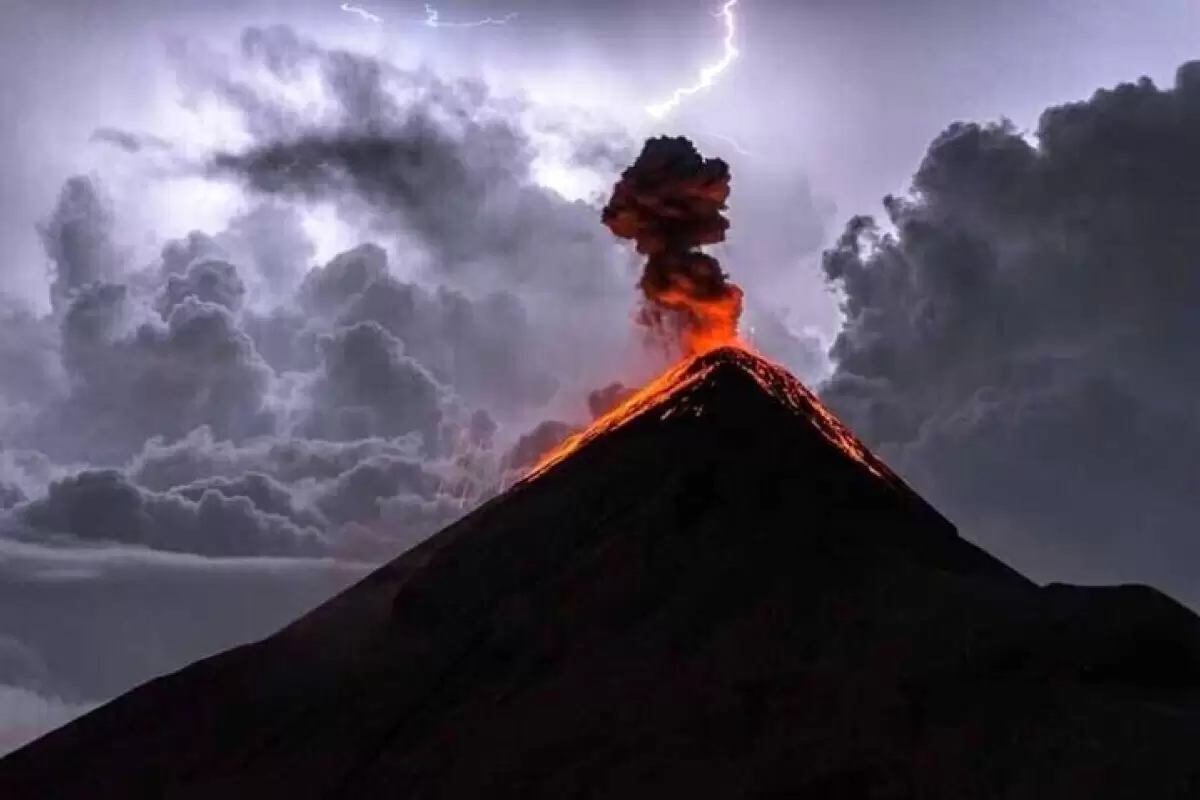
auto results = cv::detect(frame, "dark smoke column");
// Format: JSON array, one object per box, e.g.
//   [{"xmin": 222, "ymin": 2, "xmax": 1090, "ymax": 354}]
[{"xmin": 603, "ymin": 136, "xmax": 744, "ymax": 357}]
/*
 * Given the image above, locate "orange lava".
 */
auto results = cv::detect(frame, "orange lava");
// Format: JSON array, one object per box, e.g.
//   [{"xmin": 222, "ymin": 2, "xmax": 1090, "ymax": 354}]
[
  {"xmin": 520, "ymin": 345, "xmax": 729, "ymax": 483},
  {"xmin": 520, "ymin": 341, "xmax": 897, "ymax": 487},
  {"xmin": 735, "ymin": 350, "xmax": 887, "ymax": 480},
  {"xmin": 650, "ymin": 280, "xmax": 744, "ymax": 358}
]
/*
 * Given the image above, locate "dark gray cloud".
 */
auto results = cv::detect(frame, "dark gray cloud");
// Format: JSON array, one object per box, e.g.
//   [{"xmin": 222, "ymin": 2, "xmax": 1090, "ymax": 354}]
[
  {"xmin": 159, "ymin": 258, "xmax": 247, "ymax": 314},
  {"xmin": 40, "ymin": 288, "xmax": 277, "ymax": 463},
  {"xmin": 296, "ymin": 242, "xmax": 389, "ymax": 315},
  {"xmin": 299, "ymin": 320, "xmax": 446, "ymax": 445},
  {"xmin": 201, "ymin": 26, "xmax": 537, "ymax": 270},
  {"xmin": 37, "ymin": 176, "xmax": 119, "ymax": 313},
  {"xmin": 586, "ymin": 382, "xmax": 634, "ymax": 419},
  {"xmin": 308, "ymin": 451, "xmax": 468, "ymax": 554},
  {"xmin": 0, "ymin": 485, "xmax": 24, "ymax": 511},
  {"xmin": 821, "ymin": 62, "xmax": 1200, "ymax": 607},
  {"xmin": 0, "ymin": 300, "xmax": 64, "ymax": 419},
  {"xmin": 89, "ymin": 127, "xmax": 173, "ymax": 155},
  {"xmin": 207, "ymin": 123, "xmax": 522, "ymax": 270},
  {"xmin": 125, "ymin": 429, "xmax": 468, "ymax": 554},
  {"xmin": 158, "ymin": 230, "xmax": 224, "ymax": 278},
  {"xmin": 199, "ymin": 26, "xmax": 637, "ymax": 298},
  {"xmin": 287, "ymin": 242, "xmax": 558, "ymax": 412},
  {"xmin": 501, "ymin": 419, "xmax": 579, "ymax": 472},
  {"xmin": 13, "ymin": 469, "xmax": 326, "ymax": 558}
]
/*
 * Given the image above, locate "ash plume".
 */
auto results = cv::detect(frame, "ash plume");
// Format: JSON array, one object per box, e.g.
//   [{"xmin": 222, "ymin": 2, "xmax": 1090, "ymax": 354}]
[{"xmin": 602, "ymin": 136, "xmax": 744, "ymax": 356}]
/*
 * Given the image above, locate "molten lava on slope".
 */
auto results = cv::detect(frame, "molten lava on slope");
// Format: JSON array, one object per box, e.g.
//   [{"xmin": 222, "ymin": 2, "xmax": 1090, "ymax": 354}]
[{"xmin": 523, "ymin": 345, "xmax": 894, "ymax": 485}]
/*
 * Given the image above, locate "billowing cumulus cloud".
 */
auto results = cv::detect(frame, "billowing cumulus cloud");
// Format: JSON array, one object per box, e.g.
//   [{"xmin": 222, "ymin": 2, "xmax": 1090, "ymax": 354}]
[
  {"xmin": 821, "ymin": 63, "xmax": 1200, "ymax": 607},
  {"xmin": 26, "ymin": 283, "xmax": 277, "ymax": 464},
  {"xmin": 299, "ymin": 320, "xmax": 445, "ymax": 445},
  {"xmin": 0, "ymin": 302, "xmax": 62, "ymax": 431},
  {"xmin": 38, "ymin": 176, "xmax": 120, "ymax": 313},
  {"xmin": 200, "ymin": 27, "xmax": 602, "ymax": 291},
  {"xmin": 12, "ymin": 469, "xmax": 327, "ymax": 558},
  {"xmin": 159, "ymin": 258, "xmax": 247, "ymax": 314}
]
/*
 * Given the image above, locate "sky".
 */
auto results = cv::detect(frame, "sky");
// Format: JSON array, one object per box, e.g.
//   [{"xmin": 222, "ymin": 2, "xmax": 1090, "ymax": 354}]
[{"xmin": 2, "ymin": 0, "xmax": 1200, "ymax": 754}]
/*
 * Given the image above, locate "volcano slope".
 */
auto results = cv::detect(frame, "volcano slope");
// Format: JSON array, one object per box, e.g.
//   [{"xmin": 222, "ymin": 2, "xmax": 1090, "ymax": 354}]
[{"xmin": 2, "ymin": 347, "xmax": 1199, "ymax": 799}]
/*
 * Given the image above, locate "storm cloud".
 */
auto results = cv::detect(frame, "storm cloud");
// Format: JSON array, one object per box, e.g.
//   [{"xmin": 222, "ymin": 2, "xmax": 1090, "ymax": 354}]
[{"xmin": 820, "ymin": 63, "xmax": 1200, "ymax": 607}]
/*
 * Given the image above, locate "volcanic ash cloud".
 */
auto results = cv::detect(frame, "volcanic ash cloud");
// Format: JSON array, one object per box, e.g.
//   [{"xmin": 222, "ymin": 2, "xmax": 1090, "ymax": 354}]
[{"xmin": 601, "ymin": 136, "xmax": 744, "ymax": 357}]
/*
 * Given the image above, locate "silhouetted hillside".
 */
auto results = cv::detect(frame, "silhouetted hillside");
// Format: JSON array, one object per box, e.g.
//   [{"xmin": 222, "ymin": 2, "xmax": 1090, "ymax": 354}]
[{"xmin": 1, "ymin": 347, "xmax": 1198, "ymax": 799}]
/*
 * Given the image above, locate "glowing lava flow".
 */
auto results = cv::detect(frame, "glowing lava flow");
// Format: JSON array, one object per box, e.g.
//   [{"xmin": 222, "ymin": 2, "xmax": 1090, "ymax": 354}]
[
  {"xmin": 646, "ymin": 0, "xmax": 741, "ymax": 119},
  {"xmin": 521, "ymin": 344, "xmax": 895, "ymax": 486},
  {"xmin": 735, "ymin": 349, "xmax": 888, "ymax": 480},
  {"xmin": 520, "ymin": 351, "xmax": 719, "ymax": 484}
]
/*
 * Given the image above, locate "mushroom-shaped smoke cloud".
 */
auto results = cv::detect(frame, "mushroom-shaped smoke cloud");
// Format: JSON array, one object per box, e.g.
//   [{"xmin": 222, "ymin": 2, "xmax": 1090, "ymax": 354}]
[{"xmin": 602, "ymin": 136, "xmax": 744, "ymax": 357}]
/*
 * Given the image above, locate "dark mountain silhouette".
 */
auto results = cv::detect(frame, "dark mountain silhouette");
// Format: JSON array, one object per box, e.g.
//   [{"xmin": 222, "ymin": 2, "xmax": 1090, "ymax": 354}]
[{"xmin": 2, "ymin": 346, "xmax": 1199, "ymax": 799}]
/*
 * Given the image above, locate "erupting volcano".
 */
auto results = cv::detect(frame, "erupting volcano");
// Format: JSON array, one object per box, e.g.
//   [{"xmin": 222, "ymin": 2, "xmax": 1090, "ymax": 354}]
[
  {"xmin": 4, "ymin": 142, "xmax": 1200, "ymax": 800},
  {"xmin": 524, "ymin": 137, "xmax": 756, "ymax": 481},
  {"xmin": 603, "ymin": 136, "xmax": 744, "ymax": 357}
]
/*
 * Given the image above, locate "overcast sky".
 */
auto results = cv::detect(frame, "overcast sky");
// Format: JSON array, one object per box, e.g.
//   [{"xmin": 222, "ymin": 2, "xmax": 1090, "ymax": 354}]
[{"xmin": 2, "ymin": 0, "xmax": 1200, "ymax": 755}]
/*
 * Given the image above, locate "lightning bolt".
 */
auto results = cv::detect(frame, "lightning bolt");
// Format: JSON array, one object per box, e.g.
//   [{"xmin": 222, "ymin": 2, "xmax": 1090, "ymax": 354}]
[
  {"xmin": 646, "ymin": 0, "xmax": 741, "ymax": 119},
  {"xmin": 422, "ymin": 3, "xmax": 518, "ymax": 27},
  {"xmin": 338, "ymin": 3, "xmax": 517, "ymax": 28},
  {"xmin": 695, "ymin": 131, "xmax": 756, "ymax": 158},
  {"xmin": 340, "ymin": 2, "xmax": 382, "ymax": 23}
]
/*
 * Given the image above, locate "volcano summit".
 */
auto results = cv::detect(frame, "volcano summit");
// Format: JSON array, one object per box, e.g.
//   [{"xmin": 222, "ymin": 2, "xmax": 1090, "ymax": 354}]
[{"xmin": 1, "ymin": 346, "xmax": 1199, "ymax": 799}]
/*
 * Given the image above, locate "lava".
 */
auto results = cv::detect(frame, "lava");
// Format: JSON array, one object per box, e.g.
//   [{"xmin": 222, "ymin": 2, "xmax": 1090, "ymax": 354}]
[
  {"xmin": 521, "ymin": 350, "xmax": 717, "ymax": 482},
  {"xmin": 522, "ymin": 345, "xmax": 895, "ymax": 485},
  {"xmin": 734, "ymin": 349, "xmax": 888, "ymax": 480}
]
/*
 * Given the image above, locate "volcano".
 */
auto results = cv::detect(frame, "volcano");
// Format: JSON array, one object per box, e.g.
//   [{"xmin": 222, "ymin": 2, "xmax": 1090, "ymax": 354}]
[{"xmin": 2, "ymin": 347, "xmax": 1200, "ymax": 799}]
